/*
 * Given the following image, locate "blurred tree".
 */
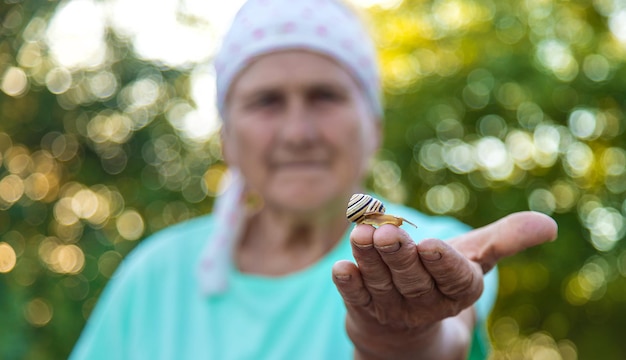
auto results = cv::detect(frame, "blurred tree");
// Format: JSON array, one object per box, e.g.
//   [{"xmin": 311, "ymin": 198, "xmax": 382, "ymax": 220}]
[
  {"xmin": 0, "ymin": 0, "xmax": 625, "ymax": 359},
  {"xmin": 0, "ymin": 1, "xmax": 221, "ymax": 358},
  {"xmin": 367, "ymin": 1, "xmax": 626, "ymax": 359}
]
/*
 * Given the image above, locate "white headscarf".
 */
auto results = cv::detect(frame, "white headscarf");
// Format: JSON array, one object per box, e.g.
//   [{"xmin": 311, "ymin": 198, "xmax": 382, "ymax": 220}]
[{"xmin": 214, "ymin": 0, "xmax": 382, "ymax": 119}]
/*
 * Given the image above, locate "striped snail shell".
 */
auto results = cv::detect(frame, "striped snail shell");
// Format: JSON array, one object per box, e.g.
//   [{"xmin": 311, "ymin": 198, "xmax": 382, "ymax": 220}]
[
  {"xmin": 346, "ymin": 193, "xmax": 417, "ymax": 228},
  {"xmin": 346, "ymin": 193, "xmax": 385, "ymax": 223}
]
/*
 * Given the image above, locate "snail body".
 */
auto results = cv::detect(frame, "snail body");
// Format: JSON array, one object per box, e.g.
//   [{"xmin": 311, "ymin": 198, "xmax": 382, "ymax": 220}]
[{"xmin": 346, "ymin": 194, "xmax": 417, "ymax": 228}]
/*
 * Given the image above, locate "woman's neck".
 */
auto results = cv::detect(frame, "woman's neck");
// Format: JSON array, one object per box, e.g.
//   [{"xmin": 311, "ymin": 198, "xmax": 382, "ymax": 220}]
[{"xmin": 235, "ymin": 205, "xmax": 349, "ymax": 276}]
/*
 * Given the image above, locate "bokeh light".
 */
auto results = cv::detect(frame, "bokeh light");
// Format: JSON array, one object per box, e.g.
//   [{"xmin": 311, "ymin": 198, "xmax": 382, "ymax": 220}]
[
  {"xmin": 528, "ymin": 188, "xmax": 556, "ymax": 215},
  {"xmin": 45, "ymin": 67, "xmax": 73, "ymax": 94},
  {"xmin": 608, "ymin": 9, "xmax": 626, "ymax": 43},
  {"xmin": 490, "ymin": 317, "xmax": 578, "ymax": 360},
  {"xmin": 98, "ymin": 250, "xmax": 122, "ymax": 278},
  {"xmin": 372, "ymin": 159, "xmax": 404, "ymax": 202},
  {"xmin": 46, "ymin": 0, "xmax": 107, "ymax": 69},
  {"xmin": 0, "ymin": 242, "xmax": 17, "ymax": 273},
  {"xmin": 116, "ymin": 209, "xmax": 145, "ymax": 241},
  {"xmin": 425, "ymin": 182, "xmax": 469, "ymax": 214},
  {"xmin": 1, "ymin": 66, "xmax": 29, "ymax": 97},
  {"xmin": 585, "ymin": 207, "xmax": 624, "ymax": 252},
  {"xmin": 24, "ymin": 298, "xmax": 53, "ymax": 327},
  {"xmin": 535, "ymin": 39, "xmax": 579, "ymax": 81},
  {"xmin": 38, "ymin": 237, "xmax": 85, "ymax": 274},
  {"xmin": 564, "ymin": 142, "xmax": 594, "ymax": 179},
  {"xmin": 583, "ymin": 54, "xmax": 611, "ymax": 82},
  {"xmin": 0, "ymin": 174, "xmax": 25, "ymax": 205},
  {"xmin": 564, "ymin": 259, "xmax": 609, "ymax": 305},
  {"xmin": 551, "ymin": 180, "xmax": 579, "ymax": 213},
  {"xmin": 202, "ymin": 164, "xmax": 228, "ymax": 197}
]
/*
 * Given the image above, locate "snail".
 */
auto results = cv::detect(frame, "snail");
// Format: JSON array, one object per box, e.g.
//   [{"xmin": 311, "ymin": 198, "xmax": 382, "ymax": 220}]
[{"xmin": 346, "ymin": 194, "xmax": 417, "ymax": 228}]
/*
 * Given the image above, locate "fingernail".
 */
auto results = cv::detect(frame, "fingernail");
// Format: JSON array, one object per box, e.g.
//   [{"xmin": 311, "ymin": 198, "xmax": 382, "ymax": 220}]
[
  {"xmin": 419, "ymin": 251, "xmax": 441, "ymax": 261},
  {"xmin": 352, "ymin": 242, "xmax": 374, "ymax": 249},
  {"xmin": 334, "ymin": 274, "xmax": 351, "ymax": 281},
  {"xmin": 376, "ymin": 242, "xmax": 401, "ymax": 253}
]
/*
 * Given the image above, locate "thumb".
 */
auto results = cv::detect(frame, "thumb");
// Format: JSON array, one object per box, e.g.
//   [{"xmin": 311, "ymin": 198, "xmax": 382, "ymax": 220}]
[{"xmin": 449, "ymin": 211, "xmax": 558, "ymax": 273}]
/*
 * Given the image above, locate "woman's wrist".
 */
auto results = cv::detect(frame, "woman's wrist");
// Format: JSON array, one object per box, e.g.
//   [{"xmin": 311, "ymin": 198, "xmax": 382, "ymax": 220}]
[{"xmin": 350, "ymin": 308, "xmax": 475, "ymax": 360}]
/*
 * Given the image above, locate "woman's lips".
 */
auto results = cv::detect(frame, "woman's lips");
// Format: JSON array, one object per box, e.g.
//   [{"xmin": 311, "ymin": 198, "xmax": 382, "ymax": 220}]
[{"xmin": 271, "ymin": 160, "xmax": 329, "ymax": 170}]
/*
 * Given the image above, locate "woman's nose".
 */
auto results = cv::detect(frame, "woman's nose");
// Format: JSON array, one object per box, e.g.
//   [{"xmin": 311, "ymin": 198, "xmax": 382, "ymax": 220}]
[{"xmin": 279, "ymin": 101, "xmax": 319, "ymax": 145}]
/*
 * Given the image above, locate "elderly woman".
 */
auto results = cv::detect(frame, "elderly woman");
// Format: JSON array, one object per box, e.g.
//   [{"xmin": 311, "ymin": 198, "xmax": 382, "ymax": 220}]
[{"xmin": 71, "ymin": 0, "xmax": 557, "ymax": 359}]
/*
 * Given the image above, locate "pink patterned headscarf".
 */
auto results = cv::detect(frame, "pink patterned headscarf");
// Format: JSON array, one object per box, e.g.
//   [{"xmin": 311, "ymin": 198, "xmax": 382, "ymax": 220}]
[
  {"xmin": 214, "ymin": 0, "xmax": 382, "ymax": 119},
  {"xmin": 198, "ymin": 0, "xmax": 381, "ymax": 295}
]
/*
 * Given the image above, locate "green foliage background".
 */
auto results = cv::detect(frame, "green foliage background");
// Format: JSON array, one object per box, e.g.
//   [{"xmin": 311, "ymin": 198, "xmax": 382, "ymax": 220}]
[{"xmin": 1, "ymin": 0, "xmax": 625, "ymax": 359}]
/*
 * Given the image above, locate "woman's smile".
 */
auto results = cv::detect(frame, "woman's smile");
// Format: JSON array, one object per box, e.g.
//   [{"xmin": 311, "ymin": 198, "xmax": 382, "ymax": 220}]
[{"xmin": 271, "ymin": 159, "xmax": 330, "ymax": 170}]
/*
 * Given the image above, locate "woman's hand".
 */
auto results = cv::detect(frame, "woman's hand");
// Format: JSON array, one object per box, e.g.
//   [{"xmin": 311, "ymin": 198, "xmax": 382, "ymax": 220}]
[{"xmin": 332, "ymin": 211, "xmax": 558, "ymax": 360}]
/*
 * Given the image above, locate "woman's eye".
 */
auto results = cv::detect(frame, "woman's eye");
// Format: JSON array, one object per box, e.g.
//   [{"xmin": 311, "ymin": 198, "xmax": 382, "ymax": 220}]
[
  {"xmin": 248, "ymin": 93, "xmax": 281, "ymax": 109},
  {"xmin": 311, "ymin": 90, "xmax": 342, "ymax": 102}
]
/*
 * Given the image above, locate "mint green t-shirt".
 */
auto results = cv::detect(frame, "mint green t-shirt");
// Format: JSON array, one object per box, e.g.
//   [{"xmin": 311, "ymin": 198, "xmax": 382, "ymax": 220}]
[{"xmin": 70, "ymin": 203, "xmax": 497, "ymax": 359}]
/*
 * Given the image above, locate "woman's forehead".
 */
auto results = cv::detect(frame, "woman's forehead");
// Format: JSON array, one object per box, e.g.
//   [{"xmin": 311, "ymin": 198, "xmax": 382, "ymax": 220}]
[{"xmin": 230, "ymin": 50, "xmax": 360, "ymax": 94}]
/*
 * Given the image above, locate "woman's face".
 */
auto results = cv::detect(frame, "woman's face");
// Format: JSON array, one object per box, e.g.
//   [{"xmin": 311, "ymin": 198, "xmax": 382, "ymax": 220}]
[{"xmin": 222, "ymin": 50, "xmax": 380, "ymax": 215}]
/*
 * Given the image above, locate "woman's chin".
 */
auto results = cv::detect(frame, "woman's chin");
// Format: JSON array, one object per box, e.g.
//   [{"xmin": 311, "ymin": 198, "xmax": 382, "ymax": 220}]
[{"xmin": 265, "ymin": 187, "xmax": 343, "ymax": 215}]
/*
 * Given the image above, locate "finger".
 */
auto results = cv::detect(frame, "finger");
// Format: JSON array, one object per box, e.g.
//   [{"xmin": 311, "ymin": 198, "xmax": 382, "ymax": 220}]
[
  {"xmin": 332, "ymin": 260, "xmax": 371, "ymax": 307},
  {"xmin": 450, "ymin": 211, "xmax": 558, "ymax": 273},
  {"xmin": 372, "ymin": 225, "xmax": 434, "ymax": 298},
  {"xmin": 417, "ymin": 238, "xmax": 483, "ymax": 306},
  {"xmin": 350, "ymin": 224, "xmax": 399, "ymax": 303}
]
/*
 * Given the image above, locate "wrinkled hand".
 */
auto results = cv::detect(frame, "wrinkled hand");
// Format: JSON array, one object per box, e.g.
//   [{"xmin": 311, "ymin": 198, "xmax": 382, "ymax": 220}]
[{"xmin": 332, "ymin": 211, "xmax": 558, "ymax": 360}]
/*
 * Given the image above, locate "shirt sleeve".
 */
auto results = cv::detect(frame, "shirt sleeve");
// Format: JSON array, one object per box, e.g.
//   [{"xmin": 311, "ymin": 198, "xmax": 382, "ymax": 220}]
[{"xmin": 69, "ymin": 258, "xmax": 139, "ymax": 360}]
